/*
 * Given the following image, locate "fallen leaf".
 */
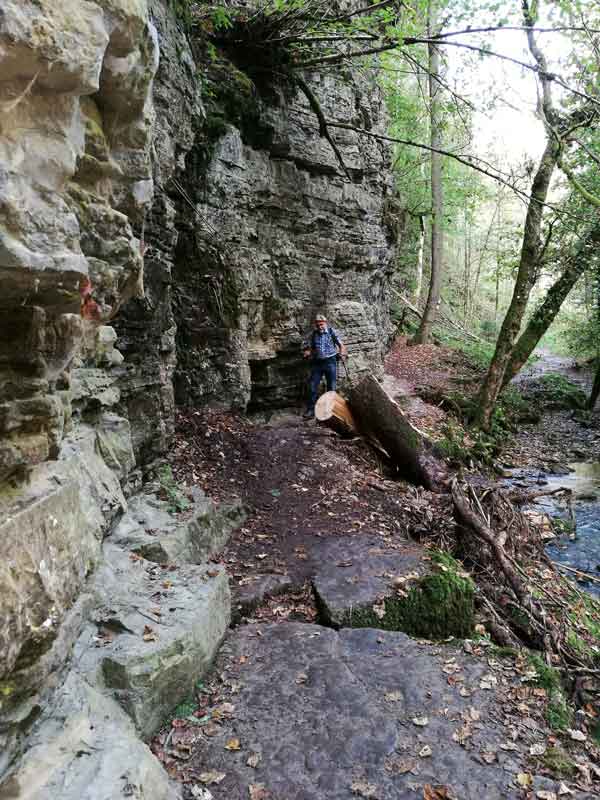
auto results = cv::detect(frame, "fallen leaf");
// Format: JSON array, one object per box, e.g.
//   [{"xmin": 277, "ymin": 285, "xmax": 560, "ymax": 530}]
[
  {"xmin": 207, "ymin": 569, "xmax": 220, "ymax": 578},
  {"xmin": 248, "ymin": 784, "xmax": 269, "ymax": 800},
  {"xmin": 351, "ymin": 779, "xmax": 378, "ymax": 798},
  {"xmin": 529, "ymin": 742, "xmax": 547, "ymax": 756},
  {"xmin": 516, "ymin": 773, "xmax": 533, "ymax": 789},
  {"xmin": 296, "ymin": 673, "xmax": 308, "ymax": 684},
  {"xmin": 372, "ymin": 601, "xmax": 386, "ymax": 620},
  {"xmin": 412, "ymin": 716, "xmax": 429, "ymax": 727},
  {"xmin": 536, "ymin": 792, "xmax": 557, "ymax": 800},
  {"xmin": 384, "ymin": 691, "xmax": 402, "ymax": 702},
  {"xmin": 190, "ymin": 787, "xmax": 213, "ymax": 800},
  {"xmin": 479, "ymin": 674, "xmax": 497, "ymax": 690},
  {"xmin": 198, "ymin": 771, "xmax": 226, "ymax": 785},
  {"xmin": 423, "ymin": 785, "xmax": 452, "ymax": 799},
  {"xmin": 143, "ymin": 625, "xmax": 157, "ymax": 642},
  {"xmin": 557, "ymin": 783, "xmax": 573, "ymax": 796},
  {"xmin": 247, "ymin": 753, "xmax": 261, "ymax": 768},
  {"xmin": 481, "ymin": 751, "xmax": 497, "ymax": 764},
  {"xmin": 225, "ymin": 738, "xmax": 241, "ymax": 751}
]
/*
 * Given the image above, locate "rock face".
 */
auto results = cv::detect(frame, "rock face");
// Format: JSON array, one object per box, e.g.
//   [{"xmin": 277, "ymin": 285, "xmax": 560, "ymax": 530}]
[
  {"xmin": 0, "ymin": 0, "xmax": 159, "ymax": 475},
  {"xmin": 171, "ymin": 24, "xmax": 398, "ymax": 411},
  {"xmin": 0, "ymin": 0, "xmax": 399, "ymax": 791}
]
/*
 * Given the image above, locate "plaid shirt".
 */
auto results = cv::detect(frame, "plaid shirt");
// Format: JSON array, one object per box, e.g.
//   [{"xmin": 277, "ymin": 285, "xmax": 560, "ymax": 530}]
[{"xmin": 304, "ymin": 326, "xmax": 342, "ymax": 360}]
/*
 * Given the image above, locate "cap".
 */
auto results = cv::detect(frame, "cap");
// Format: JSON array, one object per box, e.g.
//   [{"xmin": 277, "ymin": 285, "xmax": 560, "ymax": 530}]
[{"xmin": 315, "ymin": 313, "xmax": 327, "ymax": 321}]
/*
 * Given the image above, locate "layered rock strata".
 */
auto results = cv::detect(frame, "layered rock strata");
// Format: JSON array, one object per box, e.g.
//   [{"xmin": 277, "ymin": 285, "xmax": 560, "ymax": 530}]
[{"xmin": 172, "ymin": 14, "xmax": 398, "ymax": 410}]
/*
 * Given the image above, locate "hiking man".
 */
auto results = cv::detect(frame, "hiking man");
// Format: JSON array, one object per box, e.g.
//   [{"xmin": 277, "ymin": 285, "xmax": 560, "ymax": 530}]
[{"xmin": 302, "ymin": 313, "xmax": 347, "ymax": 418}]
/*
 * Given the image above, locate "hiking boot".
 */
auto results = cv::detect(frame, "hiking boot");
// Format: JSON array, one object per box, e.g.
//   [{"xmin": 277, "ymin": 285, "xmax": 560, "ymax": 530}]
[{"xmin": 302, "ymin": 410, "xmax": 314, "ymax": 419}]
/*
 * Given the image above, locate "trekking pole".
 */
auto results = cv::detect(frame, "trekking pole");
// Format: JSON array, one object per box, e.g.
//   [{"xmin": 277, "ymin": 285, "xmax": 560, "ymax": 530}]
[{"xmin": 342, "ymin": 356, "xmax": 351, "ymax": 383}]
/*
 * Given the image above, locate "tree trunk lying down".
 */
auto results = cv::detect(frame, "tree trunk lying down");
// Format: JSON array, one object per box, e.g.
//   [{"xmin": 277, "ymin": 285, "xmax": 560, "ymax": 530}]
[
  {"xmin": 347, "ymin": 374, "xmax": 446, "ymax": 490},
  {"xmin": 315, "ymin": 391, "xmax": 358, "ymax": 437}
]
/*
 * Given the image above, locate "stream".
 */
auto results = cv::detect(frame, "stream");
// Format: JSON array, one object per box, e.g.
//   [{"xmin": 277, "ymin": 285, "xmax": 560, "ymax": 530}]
[
  {"xmin": 510, "ymin": 350, "xmax": 600, "ymax": 594},
  {"xmin": 542, "ymin": 462, "xmax": 600, "ymax": 595}
]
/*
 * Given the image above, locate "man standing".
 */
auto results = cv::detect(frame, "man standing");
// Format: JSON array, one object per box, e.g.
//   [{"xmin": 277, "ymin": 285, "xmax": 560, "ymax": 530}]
[{"xmin": 302, "ymin": 313, "xmax": 347, "ymax": 418}]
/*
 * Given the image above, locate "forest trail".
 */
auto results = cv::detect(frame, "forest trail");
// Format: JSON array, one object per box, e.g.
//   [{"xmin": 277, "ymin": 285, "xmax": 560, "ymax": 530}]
[{"xmin": 152, "ymin": 343, "xmax": 598, "ymax": 800}]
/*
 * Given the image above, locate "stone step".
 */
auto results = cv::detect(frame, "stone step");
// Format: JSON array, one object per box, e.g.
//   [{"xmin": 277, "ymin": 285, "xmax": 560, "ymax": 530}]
[
  {"xmin": 311, "ymin": 535, "xmax": 474, "ymax": 639},
  {"xmin": 111, "ymin": 490, "xmax": 244, "ymax": 565},
  {"xmin": 75, "ymin": 543, "xmax": 231, "ymax": 739}
]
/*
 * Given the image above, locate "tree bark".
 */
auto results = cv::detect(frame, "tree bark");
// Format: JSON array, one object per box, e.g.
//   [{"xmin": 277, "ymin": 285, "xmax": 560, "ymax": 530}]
[
  {"xmin": 588, "ymin": 360, "xmax": 600, "ymax": 410},
  {"xmin": 414, "ymin": 213, "xmax": 425, "ymax": 305},
  {"xmin": 474, "ymin": 1, "xmax": 564, "ymax": 429},
  {"xmin": 412, "ymin": 0, "xmax": 443, "ymax": 344},
  {"xmin": 502, "ymin": 221, "xmax": 600, "ymax": 388},
  {"xmin": 347, "ymin": 374, "xmax": 446, "ymax": 489}
]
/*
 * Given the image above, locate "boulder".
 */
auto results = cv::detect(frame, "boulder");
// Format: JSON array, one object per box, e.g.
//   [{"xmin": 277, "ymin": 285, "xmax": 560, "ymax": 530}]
[{"xmin": 111, "ymin": 490, "xmax": 244, "ymax": 565}]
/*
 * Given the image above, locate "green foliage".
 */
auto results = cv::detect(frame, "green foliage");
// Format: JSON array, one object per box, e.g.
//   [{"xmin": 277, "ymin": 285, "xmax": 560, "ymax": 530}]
[
  {"xmin": 211, "ymin": 7, "xmax": 233, "ymax": 31},
  {"xmin": 157, "ymin": 464, "xmax": 191, "ymax": 514},
  {"xmin": 172, "ymin": 697, "xmax": 197, "ymax": 719},
  {"xmin": 541, "ymin": 746, "xmax": 577, "ymax": 778},
  {"xmin": 528, "ymin": 653, "xmax": 573, "ymax": 732},
  {"xmin": 170, "ymin": 0, "xmax": 193, "ymax": 30}
]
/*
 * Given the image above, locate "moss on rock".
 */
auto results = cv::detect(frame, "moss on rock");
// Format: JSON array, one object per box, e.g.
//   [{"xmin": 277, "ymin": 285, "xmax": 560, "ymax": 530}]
[{"xmin": 340, "ymin": 552, "xmax": 475, "ymax": 640}]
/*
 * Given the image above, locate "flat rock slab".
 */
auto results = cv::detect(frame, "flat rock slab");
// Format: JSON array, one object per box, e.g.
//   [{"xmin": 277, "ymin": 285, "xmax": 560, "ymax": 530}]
[
  {"xmin": 76, "ymin": 544, "xmax": 231, "ymax": 739},
  {"xmin": 0, "ymin": 671, "xmax": 180, "ymax": 800},
  {"xmin": 183, "ymin": 623, "xmax": 591, "ymax": 800},
  {"xmin": 312, "ymin": 535, "xmax": 425, "ymax": 627}
]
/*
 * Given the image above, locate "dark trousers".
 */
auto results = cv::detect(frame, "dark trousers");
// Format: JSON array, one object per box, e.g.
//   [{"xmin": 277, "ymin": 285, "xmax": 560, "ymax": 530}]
[{"xmin": 308, "ymin": 357, "xmax": 337, "ymax": 412}]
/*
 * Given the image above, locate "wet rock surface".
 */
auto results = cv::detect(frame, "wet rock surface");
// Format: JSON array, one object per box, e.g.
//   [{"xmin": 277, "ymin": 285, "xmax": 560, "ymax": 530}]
[{"xmin": 166, "ymin": 622, "xmax": 594, "ymax": 800}]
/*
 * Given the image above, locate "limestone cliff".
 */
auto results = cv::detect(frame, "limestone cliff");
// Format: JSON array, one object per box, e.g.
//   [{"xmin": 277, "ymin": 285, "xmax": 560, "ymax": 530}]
[
  {"xmin": 0, "ymin": 0, "xmax": 398, "ymax": 789},
  {"xmin": 170, "ymin": 18, "xmax": 397, "ymax": 411}
]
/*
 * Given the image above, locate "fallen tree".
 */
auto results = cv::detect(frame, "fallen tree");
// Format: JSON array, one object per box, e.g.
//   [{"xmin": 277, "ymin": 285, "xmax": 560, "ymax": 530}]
[{"xmin": 346, "ymin": 373, "xmax": 447, "ymax": 490}]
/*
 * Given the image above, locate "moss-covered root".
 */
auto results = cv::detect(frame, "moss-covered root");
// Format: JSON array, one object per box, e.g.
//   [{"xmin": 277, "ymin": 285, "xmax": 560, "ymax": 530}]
[{"xmin": 343, "ymin": 552, "xmax": 475, "ymax": 640}]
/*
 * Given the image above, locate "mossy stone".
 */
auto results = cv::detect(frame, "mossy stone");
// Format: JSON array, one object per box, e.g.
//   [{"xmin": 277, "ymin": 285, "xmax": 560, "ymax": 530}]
[{"xmin": 340, "ymin": 556, "xmax": 475, "ymax": 640}]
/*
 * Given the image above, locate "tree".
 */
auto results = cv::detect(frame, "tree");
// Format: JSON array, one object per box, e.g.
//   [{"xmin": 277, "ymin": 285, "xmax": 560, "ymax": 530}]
[
  {"xmin": 413, "ymin": 0, "xmax": 444, "ymax": 344},
  {"xmin": 474, "ymin": 0, "xmax": 597, "ymax": 429},
  {"xmin": 502, "ymin": 220, "xmax": 600, "ymax": 387}
]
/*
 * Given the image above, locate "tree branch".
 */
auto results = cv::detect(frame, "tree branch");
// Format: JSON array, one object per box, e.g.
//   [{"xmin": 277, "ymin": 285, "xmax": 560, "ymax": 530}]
[{"xmin": 294, "ymin": 76, "xmax": 353, "ymax": 181}]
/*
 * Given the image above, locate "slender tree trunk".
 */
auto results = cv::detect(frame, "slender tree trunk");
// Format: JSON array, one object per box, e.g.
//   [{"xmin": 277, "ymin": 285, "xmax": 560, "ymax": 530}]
[
  {"xmin": 414, "ymin": 213, "xmax": 425, "ymax": 305},
  {"xmin": 502, "ymin": 221, "xmax": 600, "ymax": 388},
  {"xmin": 588, "ymin": 360, "xmax": 600, "ymax": 410},
  {"xmin": 412, "ymin": 0, "xmax": 443, "ymax": 344},
  {"xmin": 474, "ymin": 138, "xmax": 559, "ymax": 429}
]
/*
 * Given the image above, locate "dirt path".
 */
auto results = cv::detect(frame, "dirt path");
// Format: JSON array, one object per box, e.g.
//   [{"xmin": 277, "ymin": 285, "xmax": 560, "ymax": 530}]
[{"xmin": 156, "ymin": 341, "xmax": 599, "ymax": 799}]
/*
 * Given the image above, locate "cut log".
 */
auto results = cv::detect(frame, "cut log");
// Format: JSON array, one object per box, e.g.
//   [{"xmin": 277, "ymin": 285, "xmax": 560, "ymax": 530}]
[
  {"xmin": 347, "ymin": 373, "xmax": 445, "ymax": 489},
  {"xmin": 315, "ymin": 391, "xmax": 358, "ymax": 437}
]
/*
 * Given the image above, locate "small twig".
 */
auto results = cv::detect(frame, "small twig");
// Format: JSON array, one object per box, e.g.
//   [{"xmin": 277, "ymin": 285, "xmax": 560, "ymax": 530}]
[{"xmin": 552, "ymin": 562, "xmax": 600, "ymax": 585}]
